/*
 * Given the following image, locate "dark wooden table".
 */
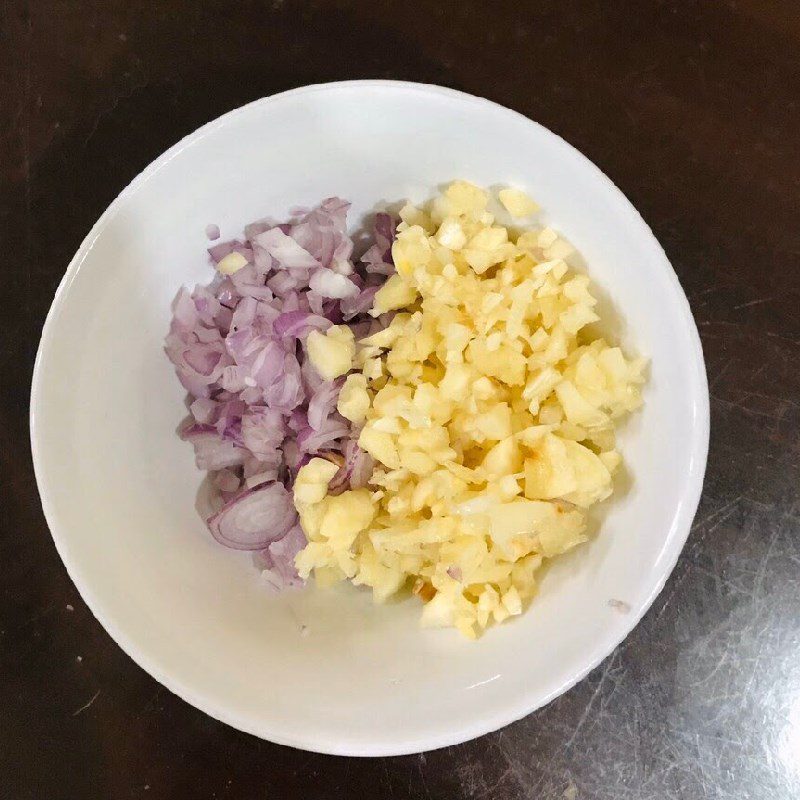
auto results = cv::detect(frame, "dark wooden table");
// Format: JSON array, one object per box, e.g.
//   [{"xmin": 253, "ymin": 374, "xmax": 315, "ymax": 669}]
[{"xmin": 3, "ymin": 1, "xmax": 800, "ymax": 798}]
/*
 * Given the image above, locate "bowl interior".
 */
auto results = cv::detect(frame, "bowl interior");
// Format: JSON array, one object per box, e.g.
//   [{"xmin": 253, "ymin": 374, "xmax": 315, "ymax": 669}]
[{"xmin": 31, "ymin": 81, "xmax": 708, "ymax": 756}]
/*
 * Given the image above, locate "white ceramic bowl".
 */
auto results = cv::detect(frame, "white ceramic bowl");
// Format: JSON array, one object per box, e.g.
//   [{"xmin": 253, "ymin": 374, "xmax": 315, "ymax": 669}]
[{"xmin": 31, "ymin": 80, "xmax": 709, "ymax": 756}]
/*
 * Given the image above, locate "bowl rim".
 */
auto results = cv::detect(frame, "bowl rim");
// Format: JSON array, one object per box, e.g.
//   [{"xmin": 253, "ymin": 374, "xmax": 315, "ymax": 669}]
[{"xmin": 30, "ymin": 79, "xmax": 710, "ymax": 756}]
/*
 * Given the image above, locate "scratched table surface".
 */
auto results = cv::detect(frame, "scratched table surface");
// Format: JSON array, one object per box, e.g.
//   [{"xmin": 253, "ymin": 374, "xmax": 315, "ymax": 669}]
[{"xmin": 2, "ymin": 1, "xmax": 799, "ymax": 798}]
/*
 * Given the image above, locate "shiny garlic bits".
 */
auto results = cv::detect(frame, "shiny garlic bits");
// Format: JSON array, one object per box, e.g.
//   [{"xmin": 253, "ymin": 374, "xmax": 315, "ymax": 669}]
[{"xmin": 295, "ymin": 181, "xmax": 646, "ymax": 638}]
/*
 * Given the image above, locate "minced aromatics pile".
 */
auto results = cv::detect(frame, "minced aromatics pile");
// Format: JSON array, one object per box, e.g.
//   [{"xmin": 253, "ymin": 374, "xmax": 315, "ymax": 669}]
[{"xmin": 167, "ymin": 182, "xmax": 646, "ymax": 636}]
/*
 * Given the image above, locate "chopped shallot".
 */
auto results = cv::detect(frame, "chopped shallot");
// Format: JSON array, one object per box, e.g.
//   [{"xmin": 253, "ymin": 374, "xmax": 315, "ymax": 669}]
[{"xmin": 166, "ymin": 201, "xmax": 396, "ymax": 587}]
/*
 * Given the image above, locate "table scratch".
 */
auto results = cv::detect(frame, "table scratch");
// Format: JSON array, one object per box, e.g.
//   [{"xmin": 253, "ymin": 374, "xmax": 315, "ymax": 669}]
[{"xmin": 72, "ymin": 689, "xmax": 101, "ymax": 717}]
